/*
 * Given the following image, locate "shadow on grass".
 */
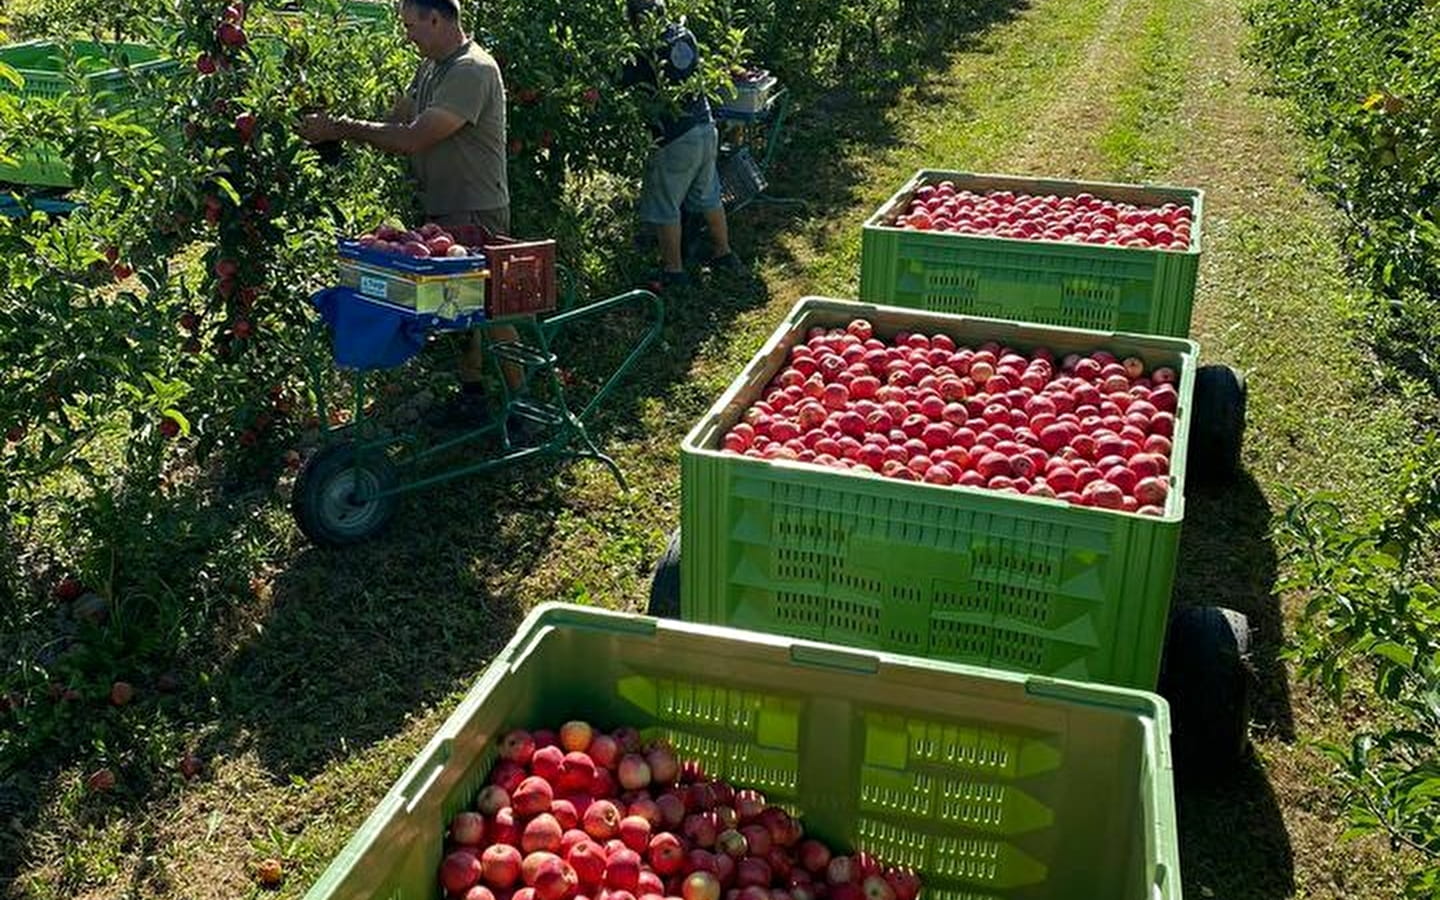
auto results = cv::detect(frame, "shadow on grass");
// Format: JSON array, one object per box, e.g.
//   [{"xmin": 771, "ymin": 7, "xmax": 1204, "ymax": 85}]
[
  {"xmin": 1173, "ymin": 469, "xmax": 1293, "ymax": 742},
  {"xmin": 202, "ymin": 475, "xmax": 563, "ymax": 775},
  {"xmin": 1171, "ymin": 469, "xmax": 1294, "ymax": 900},
  {"xmin": 1178, "ymin": 752, "xmax": 1296, "ymax": 900},
  {"xmin": 0, "ymin": 472, "xmax": 294, "ymax": 891}
]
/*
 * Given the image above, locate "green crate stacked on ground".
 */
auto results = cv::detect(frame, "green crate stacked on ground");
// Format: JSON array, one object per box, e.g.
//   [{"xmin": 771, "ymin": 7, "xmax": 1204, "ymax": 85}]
[
  {"xmin": 680, "ymin": 298, "xmax": 1197, "ymax": 690},
  {"xmin": 303, "ymin": 603, "xmax": 1181, "ymax": 900},
  {"xmin": 859, "ymin": 171, "xmax": 1203, "ymax": 338},
  {"xmin": 0, "ymin": 40, "xmax": 176, "ymax": 188},
  {"xmin": 340, "ymin": 0, "xmax": 392, "ymax": 24},
  {"xmin": 273, "ymin": 0, "xmax": 393, "ymax": 31}
]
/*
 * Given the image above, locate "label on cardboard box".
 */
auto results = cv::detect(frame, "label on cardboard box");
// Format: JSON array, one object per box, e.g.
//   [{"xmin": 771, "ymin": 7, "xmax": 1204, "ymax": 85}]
[{"xmin": 359, "ymin": 274, "xmax": 388, "ymax": 300}]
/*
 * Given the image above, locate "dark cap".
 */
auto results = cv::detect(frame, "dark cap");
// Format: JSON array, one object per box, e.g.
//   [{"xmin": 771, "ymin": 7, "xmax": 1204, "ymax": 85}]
[
  {"xmin": 626, "ymin": 0, "xmax": 665, "ymax": 23},
  {"xmin": 403, "ymin": 0, "xmax": 460, "ymax": 21}
]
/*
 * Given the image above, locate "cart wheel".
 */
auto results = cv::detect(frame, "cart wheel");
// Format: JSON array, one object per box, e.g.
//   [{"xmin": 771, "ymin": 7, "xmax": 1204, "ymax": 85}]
[
  {"xmin": 1159, "ymin": 605, "xmax": 1253, "ymax": 777},
  {"xmin": 291, "ymin": 443, "xmax": 399, "ymax": 547},
  {"xmin": 647, "ymin": 527, "xmax": 682, "ymax": 618},
  {"xmin": 1188, "ymin": 364, "xmax": 1247, "ymax": 485}
]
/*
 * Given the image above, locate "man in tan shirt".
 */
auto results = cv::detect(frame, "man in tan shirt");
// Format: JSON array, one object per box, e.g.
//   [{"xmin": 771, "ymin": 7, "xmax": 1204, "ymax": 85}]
[{"xmin": 299, "ymin": 0, "xmax": 515, "ymax": 427}]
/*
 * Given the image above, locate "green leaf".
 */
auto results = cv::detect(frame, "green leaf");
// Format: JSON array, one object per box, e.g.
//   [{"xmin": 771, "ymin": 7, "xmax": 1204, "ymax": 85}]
[
  {"xmin": 1372, "ymin": 641, "xmax": 1417, "ymax": 668},
  {"xmin": 0, "ymin": 62, "xmax": 21, "ymax": 89},
  {"xmin": 162, "ymin": 408, "xmax": 190, "ymax": 435},
  {"xmin": 211, "ymin": 175, "xmax": 242, "ymax": 207}
]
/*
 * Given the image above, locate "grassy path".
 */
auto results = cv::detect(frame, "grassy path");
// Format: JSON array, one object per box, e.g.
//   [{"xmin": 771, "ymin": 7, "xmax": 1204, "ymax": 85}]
[{"xmin": 5, "ymin": 0, "xmax": 1424, "ymax": 896}]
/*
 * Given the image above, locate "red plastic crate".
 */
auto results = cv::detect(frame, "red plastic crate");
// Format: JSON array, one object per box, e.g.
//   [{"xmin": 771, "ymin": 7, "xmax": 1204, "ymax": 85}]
[
  {"xmin": 485, "ymin": 237, "xmax": 557, "ymax": 318},
  {"xmin": 447, "ymin": 225, "xmax": 558, "ymax": 319}
]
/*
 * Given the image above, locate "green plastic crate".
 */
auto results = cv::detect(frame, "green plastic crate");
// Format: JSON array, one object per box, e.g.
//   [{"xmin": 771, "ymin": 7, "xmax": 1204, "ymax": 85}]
[
  {"xmin": 341, "ymin": 0, "xmax": 393, "ymax": 23},
  {"xmin": 0, "ymin": 147, "xmax": 69, "ymax": 189},
  {"xmin": 0, "ymin": 40, "xmax": 174, "ymax": 99},
  {"xmin": 275, "ymin": 0, "xmax": 393, "ymax": 29},
  {"xmin": 681, "ymin": 298, "xmax": 1197, "ymax": 690},
  {"xmin": 859, "ymin": 171, "xmax": 1204, "ymax": 338},
  {"xmin": 304, "ymin": 603, "xmax": 1181, "ymax": 900},
  {"xmin": 0, "ymin": 40, "xmax": 175, "ymax": 187}
]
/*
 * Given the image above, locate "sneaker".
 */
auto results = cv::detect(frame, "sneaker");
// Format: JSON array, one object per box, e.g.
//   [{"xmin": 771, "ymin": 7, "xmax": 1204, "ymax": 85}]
[
  {"xmin": 643, "ymin": 269, "xmax": 692, "ymax": 294},
  {"xmin": 708, "ymin": 252, "xmax": 748, "ymax": 275}
]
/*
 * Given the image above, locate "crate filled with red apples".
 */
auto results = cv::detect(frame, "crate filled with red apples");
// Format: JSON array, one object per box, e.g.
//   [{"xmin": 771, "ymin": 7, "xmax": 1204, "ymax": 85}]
[
  {"xmin": 300, "ymin": 604, "xmax": 1180, "ymax": 900},
  {"xmin": 680, "ymin": 297, "xmax": 1197, "ymax": 687},
  {"xmin": 859, "ymin": 170, "xmax": 1204, "ymax": 337}
]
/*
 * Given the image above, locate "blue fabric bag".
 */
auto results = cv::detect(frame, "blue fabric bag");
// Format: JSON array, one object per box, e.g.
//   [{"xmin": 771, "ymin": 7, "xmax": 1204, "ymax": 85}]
[{"xmin": 310, "ymin": 288, "xmax": 486, "ymax": 371}]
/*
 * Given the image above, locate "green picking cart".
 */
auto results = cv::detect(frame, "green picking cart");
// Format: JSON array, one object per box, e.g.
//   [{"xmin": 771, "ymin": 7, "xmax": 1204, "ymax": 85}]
[
  {"xmin": 303, "ymin": 602, "xmax": 1182, "ymax": 900},
  {"xmin": 0, "ymin": 40, "xmax": 176, "ymax": 188},
  {"xmin": 650, "ymin": 298, "xmax": 1250, "ymax": 774},
  {"xmin": 291, "ymin": 262, "xmax": 664, "ymax": 546}
]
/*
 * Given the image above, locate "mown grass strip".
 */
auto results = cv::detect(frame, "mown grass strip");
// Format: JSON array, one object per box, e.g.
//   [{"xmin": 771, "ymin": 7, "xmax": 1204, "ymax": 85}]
[{"xmin": 1096, "ymin": 0, "xmax": 1194, "ymax": 181}]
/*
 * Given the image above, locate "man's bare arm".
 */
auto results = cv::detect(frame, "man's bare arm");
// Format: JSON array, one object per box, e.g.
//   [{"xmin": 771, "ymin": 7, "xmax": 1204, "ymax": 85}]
[{"xmin": 297, "ymin": 107, "xmax": 464, "ymax": 156}]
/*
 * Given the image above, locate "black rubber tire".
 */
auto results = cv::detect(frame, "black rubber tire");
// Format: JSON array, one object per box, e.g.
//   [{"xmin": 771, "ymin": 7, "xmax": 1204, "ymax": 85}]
[
  {"xmin": 1189, "ymin": 364, "xmax": 1248, "ymax": 485},
  {"xmin": 1159, "ymin": 605, "xmax": 1253, "ymax": 777},
  {"xmin": 291, "ymin": 443, "xmax": 399, "ymax": 547},
  {"xmin": 647, "ymin": 527, "xmax": 682, "ymax": 618}
]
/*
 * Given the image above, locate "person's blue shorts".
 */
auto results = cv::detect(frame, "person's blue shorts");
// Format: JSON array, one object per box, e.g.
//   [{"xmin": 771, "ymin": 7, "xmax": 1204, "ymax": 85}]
[{"xmin": 638, "ymin": 122, "xmax": 722, "ymax": 226}]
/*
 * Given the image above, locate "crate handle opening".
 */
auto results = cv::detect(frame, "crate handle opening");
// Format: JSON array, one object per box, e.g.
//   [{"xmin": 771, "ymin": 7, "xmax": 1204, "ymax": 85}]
[
  {"xmin": 1152, "ymin": 861, "xmax": 1171, "ymax": 900},
  {"xmin": 400, "ymin": 738, "xmax": 452, "ymax": 813}
]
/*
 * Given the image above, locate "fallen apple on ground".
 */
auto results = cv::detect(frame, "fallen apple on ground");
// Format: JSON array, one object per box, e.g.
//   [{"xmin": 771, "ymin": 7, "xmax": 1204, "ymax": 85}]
[{"xmin": 436, "ymin": 720, "xmax": 923, "ymax": 900}]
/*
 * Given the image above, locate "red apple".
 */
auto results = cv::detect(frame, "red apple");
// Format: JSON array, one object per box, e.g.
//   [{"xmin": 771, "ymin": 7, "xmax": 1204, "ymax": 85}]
[
  {"xmin": 655, "ymin": 792, "xmax": 686, "ymax": 829},
  {"xmin": 737, "ymin": 859, "xmax": 771, "ymax": 889},
  {"xmin": 561, "ymin": 721, "xmax": 595, "ymax": 752},
  {"xmin": 476, "ymin": 784, "xmax": 511, "ymax": 817},
  {"xmin": 535, "ymin": 858, "xmax": 579, "ymax": 900},
  {"xmin": 1134, "ymin": 477, "xmax": 1169, "ymax": 508},
  {"xmin": 567, "ymin": 841, "xmax": 606, "ymax": 886},
  {"xmin": 485, "ymin": 845, "xmax": 524, "ymax": 889},
  {"xmin": 524, "ymin": 852, "xmax": 563, "ymax": 886},
  {"xmin": 443, "ymin": 851, "xmax": 484, "ymax": 895},
  {"xmin": 452, "ymin": 811, "xmax": 486, "ymax": 847},
  {"xmin": 524, "ymin": 814, "xmax": 564, "ymax": 854},
  {"xmin": 618, "ymin": 816, "xmax": 651, "ymax": 854},
  {"xmin": 588, "ymin": 734, "xmax": 621, "ymax": 769},
  {"xmin": 584, "ymin": 800, "xmax": 621, "ymax": 840},
  {"xmin": 684, "ymin": 872, "xmax": 722, "ymax": 900},
  {"xmin": 515, "ymin": 777, "xmax": 556, "ymax": 817},
  {"xmin": 645, "ymin": 744, "xmax": 679, "ymax": 785},
  {"xmin": 617, "ymin": 755, "xmax": 651, "ymax": 791},
  {"xmin": 604, "ymin": 848, "xmax": 642, "ymax": 892},
  {"xmin": 885, "ymin": 869, "xmax": 921, "ymax": 900},
  {"xmin": 530, "ymin": 744, "xmax": 564, "ymax": 782},
  {"xmin": 648, "ymin": 832, "xmax": 685, "ymax": 875}
]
